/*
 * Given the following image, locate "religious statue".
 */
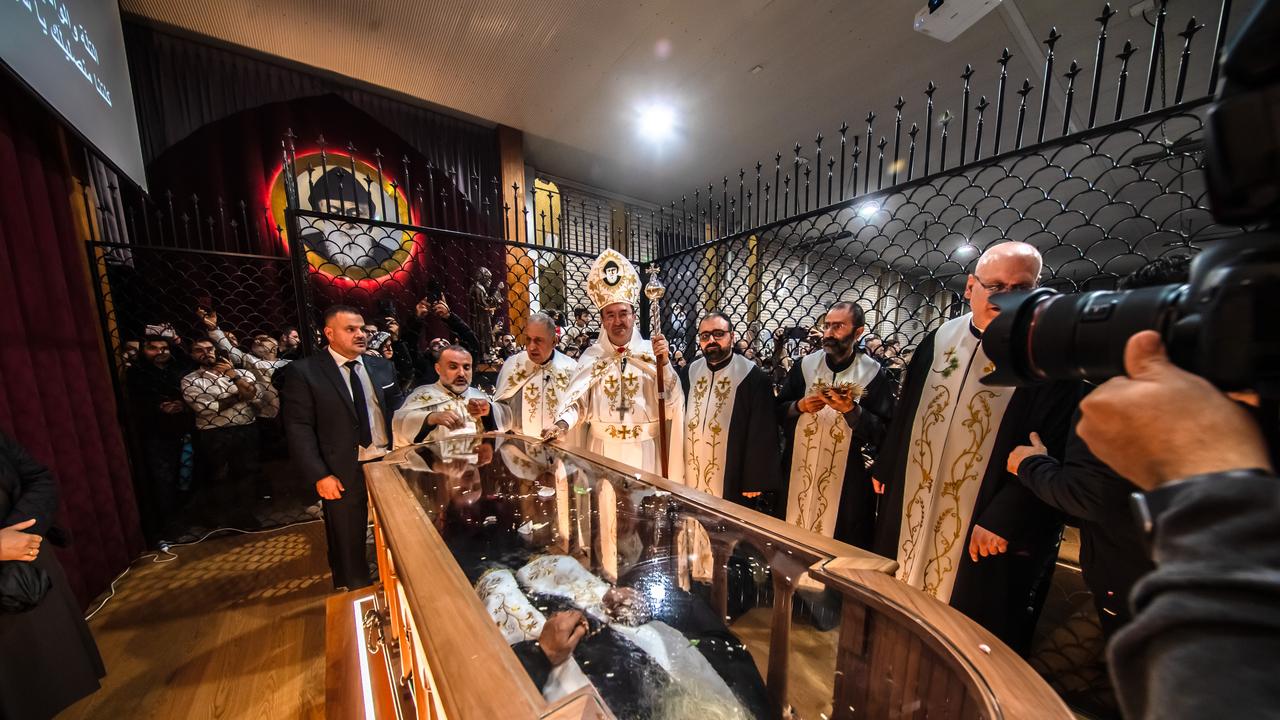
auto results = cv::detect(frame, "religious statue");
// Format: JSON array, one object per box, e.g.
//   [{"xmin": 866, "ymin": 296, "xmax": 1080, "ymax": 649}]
[{"xmin": 468, "ymin": 267, "xmax": 505, "ymax": 361}]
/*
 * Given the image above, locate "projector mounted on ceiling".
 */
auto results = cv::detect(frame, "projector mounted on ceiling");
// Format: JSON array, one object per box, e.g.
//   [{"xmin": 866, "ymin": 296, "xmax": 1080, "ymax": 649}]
[{"xmin": 913, "ymin": 0, "xmax": 1004, "ymax": 42}]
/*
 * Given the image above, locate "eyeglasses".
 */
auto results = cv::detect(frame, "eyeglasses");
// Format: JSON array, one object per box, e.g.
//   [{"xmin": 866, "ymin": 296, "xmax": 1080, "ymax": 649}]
[
  {"xmin": 972, "ymin": 273, "xmax": 1038, "ymax": 295},
  {"xmin": 697, "ymin": 330, "xmax": 730, "ymax": 342}
]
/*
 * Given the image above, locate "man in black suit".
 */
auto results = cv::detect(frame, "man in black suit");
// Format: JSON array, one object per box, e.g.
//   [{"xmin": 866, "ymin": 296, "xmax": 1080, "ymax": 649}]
[{"xmin": 280, "ymin": 305, "xmax": 405, "ymax": 590}]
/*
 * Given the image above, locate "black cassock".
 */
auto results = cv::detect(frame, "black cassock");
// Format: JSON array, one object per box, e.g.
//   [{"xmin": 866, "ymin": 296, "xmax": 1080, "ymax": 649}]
[
  {"xmin": 720, "ymin": 363, "xmax": 784, "ymax": 502},
  {"xmin": 1017, "ymin": 406, "xmax": 1154, "ymax": 640},
  {"xmin": 776, "ymin": 351, "xmax": 895, "ymax": 549},
  {"xmin": 870, "ymin": 328, "xmax": 1079, "ymax": 654},
  {"xmin": 680, "ymin": 359, "xmax": 783, "ymax": 513}
]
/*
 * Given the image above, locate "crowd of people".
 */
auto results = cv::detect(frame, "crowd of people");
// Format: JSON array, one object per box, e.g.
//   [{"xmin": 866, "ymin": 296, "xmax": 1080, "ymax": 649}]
[
  {"xmin": 116, "ymin": 246, "xmax": 1161, "ymax": 649},
  {"xmin": 96, "ymin": 241, "xmax": 1271, "ymax": 718}
]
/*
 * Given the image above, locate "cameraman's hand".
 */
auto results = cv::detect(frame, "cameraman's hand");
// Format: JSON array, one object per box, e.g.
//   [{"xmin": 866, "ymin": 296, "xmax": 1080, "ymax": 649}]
[
  {"xmin": 1007, "ymin": 432, "xmax": 1047, "ymax": 475},
  {"xmin": 1078, "ymin": 331, "xmax": 1273, "ymax": 491}
]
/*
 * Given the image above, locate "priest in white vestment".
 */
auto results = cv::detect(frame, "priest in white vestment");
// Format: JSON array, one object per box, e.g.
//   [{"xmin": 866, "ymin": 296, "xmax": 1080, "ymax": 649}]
[
  {"xmin": 870, "ymin": 242, "xmax": 1079, "ymax": 654},
  {"xmin": 777, "ymin": 301, "xmax": 895, "ymax": 548},
  {"xmin": 543, "ymin": 249, "xmax": 684, "ymax": 482},
  {"xmin": 682, "ymin": 312, "xmax": 781, "ymax": 506},
  {"xmin": 392, "ymin": 345, "xmax": 509, "ymax": 453},
  {"xmin": 493, "ymin": 313, "xmax": 578, "ymax": 438}
]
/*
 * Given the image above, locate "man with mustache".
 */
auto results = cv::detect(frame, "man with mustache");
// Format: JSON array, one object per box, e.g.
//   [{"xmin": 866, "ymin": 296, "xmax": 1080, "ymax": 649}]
[
  {"xmin": 870, "ymin": 241, "xmax": 1077, "ymax": 655},
  {"xmin": 392, "ymin": 345, "xmax": 508, "ymax": 449},
  {"xmin": 682, "ymin": 312, "xmax": 781, "ymax": 510},
  {"xmin": 544, "ymin": 249, "xmax": 684, "ymax": 481},
  {"xmin": 777, "ymin": 301, "xmax": 895, "ymax": 548}
]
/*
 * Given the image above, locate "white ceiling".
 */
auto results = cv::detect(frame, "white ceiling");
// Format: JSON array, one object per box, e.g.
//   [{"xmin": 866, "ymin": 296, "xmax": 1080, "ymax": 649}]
[{"xmin": 120, "ymin": 0, "xmax": 1250, "ymax": 204}]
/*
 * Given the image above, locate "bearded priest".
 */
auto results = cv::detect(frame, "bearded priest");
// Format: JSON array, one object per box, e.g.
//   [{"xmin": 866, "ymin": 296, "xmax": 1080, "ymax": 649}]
[
  {"xmin": 683, "ymin": 312, "xmax": 781, "ymax": 508},
  {"xmin": 392, "ymin": 345, "xmax": 509, "ymax": 450},
  {"xmin": 777, "ymin": 300, "xmax": 895, "ymax": 548}
]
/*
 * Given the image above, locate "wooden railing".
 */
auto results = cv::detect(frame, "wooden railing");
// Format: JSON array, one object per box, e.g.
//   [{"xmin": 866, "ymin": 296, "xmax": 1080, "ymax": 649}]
[{"xmin": 358, "ymin": 434, "xmax": 1072, "ymax": 720}]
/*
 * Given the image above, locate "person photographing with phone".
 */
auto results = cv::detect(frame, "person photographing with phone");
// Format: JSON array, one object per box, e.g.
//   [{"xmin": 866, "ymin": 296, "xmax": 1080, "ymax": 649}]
[{"xmin": 181, "ymin": 336, "xmax": 264, "ymax": 526}]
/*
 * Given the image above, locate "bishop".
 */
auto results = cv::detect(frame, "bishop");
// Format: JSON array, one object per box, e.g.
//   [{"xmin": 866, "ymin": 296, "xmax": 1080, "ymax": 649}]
[{"xmin": 544, "ymin": 249, "xmax": 684, "ymax": 481}]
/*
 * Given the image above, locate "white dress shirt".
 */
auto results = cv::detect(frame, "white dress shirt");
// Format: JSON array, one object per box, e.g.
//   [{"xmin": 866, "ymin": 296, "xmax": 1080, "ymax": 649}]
[{"xmin": 328, "ymin": 347, "xmax": 390, "ymax": 461}]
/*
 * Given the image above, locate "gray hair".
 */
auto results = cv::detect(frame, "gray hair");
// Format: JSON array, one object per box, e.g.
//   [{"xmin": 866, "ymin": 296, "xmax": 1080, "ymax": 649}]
[{"xmin": 526, "ymin": 313, "xmax": 557, "ymax": 336}]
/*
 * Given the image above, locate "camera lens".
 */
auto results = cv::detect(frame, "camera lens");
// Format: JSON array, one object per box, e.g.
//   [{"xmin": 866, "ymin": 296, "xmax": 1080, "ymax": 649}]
[{"xmin": 981, "ymin": 284, "xmax": 1185, "ymax": 386}]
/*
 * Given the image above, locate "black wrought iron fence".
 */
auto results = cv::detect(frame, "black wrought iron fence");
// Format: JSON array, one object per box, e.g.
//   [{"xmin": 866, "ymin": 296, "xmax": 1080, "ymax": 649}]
[
  {"xmin": 648, "ymin": 98, "xmax": 1245, "ymax": 386},
  {"xmin": 649, "ymin": 0, "xmax": 1235, "ymax": 255}
]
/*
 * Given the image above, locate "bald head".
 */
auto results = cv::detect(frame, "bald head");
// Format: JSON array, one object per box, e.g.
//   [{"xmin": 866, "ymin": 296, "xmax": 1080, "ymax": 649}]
[
  {"xmin": 974, "ymin": 241, "xmax": 1043, "ymax": 277},
  {"xmin": 966, "ymin": 242, "xmax": 1043, "ymax": 331},
  {"xmin": 436, "ymin": 345, "xmax": 473, "ymax": 393}
]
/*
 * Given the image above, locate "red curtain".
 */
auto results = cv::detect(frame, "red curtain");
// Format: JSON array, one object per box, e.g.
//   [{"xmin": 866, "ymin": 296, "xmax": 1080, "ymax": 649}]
[{"xmin": 0, "ymin": 73, "xmax": 145, "ymax": 606}]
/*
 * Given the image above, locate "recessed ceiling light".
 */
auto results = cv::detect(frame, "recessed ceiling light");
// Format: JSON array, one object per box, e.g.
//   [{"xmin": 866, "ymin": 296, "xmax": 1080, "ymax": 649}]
[
  {"xmin": 750, "ymin": 64, "xmax": 764, "ymax": 74},
  {"xmin": 638, "ymin": 104, "xmax": 676, "ymax": 142}
]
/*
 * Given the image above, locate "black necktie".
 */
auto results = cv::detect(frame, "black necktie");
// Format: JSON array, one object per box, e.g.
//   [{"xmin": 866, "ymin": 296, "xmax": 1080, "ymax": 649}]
[{"xmin": 345, "ymin": 360, "xmax": 373, "ymax": 447}]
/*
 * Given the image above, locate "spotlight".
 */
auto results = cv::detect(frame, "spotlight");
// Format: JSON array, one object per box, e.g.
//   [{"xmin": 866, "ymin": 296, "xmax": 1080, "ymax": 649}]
[
  {"xmin": 857, "ymin": 202, "xmax": 880, "ymax": 218},
  {"xmin": 638, "ymin": 104, "xmax": 676, "ymax": 142},
  {"xmin": 956, "ymin": 243, "xmax": 977, "ymax": 257}
]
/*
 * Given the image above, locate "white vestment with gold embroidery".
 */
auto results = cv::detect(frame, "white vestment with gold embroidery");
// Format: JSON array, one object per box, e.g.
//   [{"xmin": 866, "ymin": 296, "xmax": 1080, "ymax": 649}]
[
  {"xmin": 895, "ymin": 313, "xmax": 1014, "ymax": 603},
  {"xmin": 784, "ymin": 350, "xmax": 882, "ymax": 537},
  {"xmin": 683, "ymin": 354, "xmax": 754, "ymax": 497},
  {"xmin": 555, "ymin": 329, "xmax": 685, "ymax": 483},
  {"xmin": 390, "ymin": 382, "xmax": 508, "ymax": 451},
  {"xmin": 494, "ymin": 350, "xmax": 577, "ymax": 436}
]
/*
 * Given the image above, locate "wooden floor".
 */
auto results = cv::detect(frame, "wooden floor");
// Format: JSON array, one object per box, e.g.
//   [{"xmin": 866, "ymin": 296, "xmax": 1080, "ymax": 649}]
[
  {"xmin": 732, "ymin": 606, "xmax": 839, "ymax": 720},
  {"xmin": 59, "ymin": 522, "xmax": 333, "ymax": 720}
]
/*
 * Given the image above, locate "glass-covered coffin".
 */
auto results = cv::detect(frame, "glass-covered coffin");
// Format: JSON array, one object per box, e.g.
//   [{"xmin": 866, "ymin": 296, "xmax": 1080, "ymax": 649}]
[{"xmin": 365, "ymin": 433, "xmax": 1071, "ymax": 720}]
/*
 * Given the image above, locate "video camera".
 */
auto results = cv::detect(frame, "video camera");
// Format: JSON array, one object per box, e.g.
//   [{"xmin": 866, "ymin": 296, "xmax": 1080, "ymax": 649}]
[{"xmin": 981, "ymin": 1, "xmax": 1280, "ymax": 399}]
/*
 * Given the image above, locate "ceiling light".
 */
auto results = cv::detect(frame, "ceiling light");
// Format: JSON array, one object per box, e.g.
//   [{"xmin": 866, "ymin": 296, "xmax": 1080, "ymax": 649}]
[
  {"xmin": 638, "ymin": 104, "xmax": 676, "ymax": 142},
  {"xmin": 857, "ymin": 202, "xmax": 879, "ymax": 218},
  {"xmin": 750, "ymin": 64, "xmax": 764, "ymax": 74},
  {"xmin": 956, "ymin": 243, "xmax": 977, "ymax": 256}
]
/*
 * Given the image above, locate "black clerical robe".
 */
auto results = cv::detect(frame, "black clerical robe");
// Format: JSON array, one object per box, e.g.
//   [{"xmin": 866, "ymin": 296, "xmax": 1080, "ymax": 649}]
[
  {"xmin": 1017, "ymin": 406, "xmax": 1154, "ymax": 639},
  {"xmin": 777, "ymin": 349, "xmax": 894, "ymax": 548},
  {"xmin": 871, "ymin": 319, "xmax": 1078, "ymax": 654},
  {"xmin": 683, "ymin": 355, "xmax": 782, "ymax": 507}
]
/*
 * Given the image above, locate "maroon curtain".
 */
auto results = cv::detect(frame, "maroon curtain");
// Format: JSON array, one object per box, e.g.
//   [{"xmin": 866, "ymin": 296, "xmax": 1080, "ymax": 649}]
[{"xmin": 0, "ymin": 73, "xmax": 145, "ymax": 606}]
